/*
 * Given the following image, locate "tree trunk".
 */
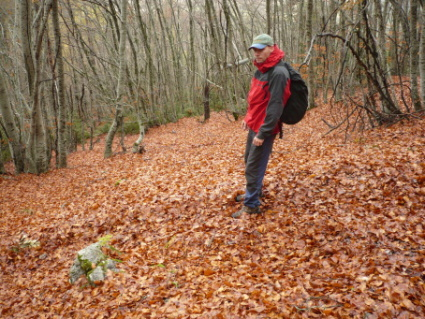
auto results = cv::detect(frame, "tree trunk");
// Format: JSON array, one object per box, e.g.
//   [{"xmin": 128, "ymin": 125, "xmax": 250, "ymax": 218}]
[
  {"xmin": 306, "ymin": 0, "xmax": 315, "ymax": 108},
  {"xmin": 134, "ymin": 0, "xmax": 155, "ymax": 111},
  {"xmin": 205, "ymin": 0, "xmax": 222, "ymax": 68},
  {"xmin": 420, "ymin": 0, "xmax": 425, "ymax": 109},
  {"xmin": 22, "ymin": 0, "xmax": 53, "ymax": 174},
  {"xmin": 373, "ymin": 0, "xmax": 390, "ymax": 76},
  {"xmin": 20, "ymin": 0, "xmax": 35, "ymax": 97},
  {"xmin": 104, "ymin": 0, "xmax": 127, "ymax": 158},
  {"xmin": 132, "ymin": 123, "xmax": 145, "ymax": 154},
  {"xmin": 52, "ymin": 0, "xmax": 67, "ymax": 168},
  {"xmin": 266, "ymin": 0, "xmax": 271, "ymax": 35},
  {"xmin": 389, "ymin": 0, "xmax": 410, "ymax": 75},
  {"xmin": 0, "ymin": 132, "xmax": 5, "ymax": 174},
  {"xmin": 204, "ymin": 82, "xmax": 210, "ymax": 121},
  {"xmin": 410, "ymin": 0, "xmax": 422, "ymax": 111},
  {"xmin": 0, "ymin": 67, "xmax": 25, "ymax": 173}
]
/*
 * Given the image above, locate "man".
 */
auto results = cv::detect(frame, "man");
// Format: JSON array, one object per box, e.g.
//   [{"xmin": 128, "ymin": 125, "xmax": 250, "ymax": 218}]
[{"xmin": 232, "ymin": 34, "xmax": 291, "ymax": 218}]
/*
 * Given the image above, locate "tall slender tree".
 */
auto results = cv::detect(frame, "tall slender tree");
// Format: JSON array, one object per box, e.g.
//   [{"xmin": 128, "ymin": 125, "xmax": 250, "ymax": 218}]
[
  {"xmin": 22, "ymin": 0, "xmax": 54, "ymax": 174},
  {"xmin": 306, "ymin": 0, "xmax": 315, "ymax": 108},
  {"xmin": 410, "ymin": 0, "xmax": 422, "ymax": 111},
  {"xmin": 0, "ymin": 65, "xmax": 25, "ymax": 173},
  {"xmin": 52, "ymin": 0, "xmax": 67, "ymax": 167},
  {"xmin": 104, "ymin": 0, "xmax": 128, "ymax": 158},
  {"xmin": 420, "ymin": 0, "xmax": 425, "ymax": 108}
]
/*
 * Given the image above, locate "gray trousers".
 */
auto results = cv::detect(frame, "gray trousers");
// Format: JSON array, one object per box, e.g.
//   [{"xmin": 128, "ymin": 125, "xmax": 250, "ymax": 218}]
[{"xmin": 244, "ymin": 130, "xmax": 276, "ymax": 207}]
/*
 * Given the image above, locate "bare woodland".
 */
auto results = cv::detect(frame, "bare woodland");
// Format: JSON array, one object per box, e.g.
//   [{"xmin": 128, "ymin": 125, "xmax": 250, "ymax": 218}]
[
  {"xmin": 1, "ymin": 1, "xmax": 425, "ymax": 318},
  {"xmin": 0, "ymin": 0, "xmax": 423, "ymax": 174}
]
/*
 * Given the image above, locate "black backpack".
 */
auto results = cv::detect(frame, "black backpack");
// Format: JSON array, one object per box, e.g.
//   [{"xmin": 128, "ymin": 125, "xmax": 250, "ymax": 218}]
[{"xmin": 268, "ymin": 61, "xmax": 309, "ymax": 125}]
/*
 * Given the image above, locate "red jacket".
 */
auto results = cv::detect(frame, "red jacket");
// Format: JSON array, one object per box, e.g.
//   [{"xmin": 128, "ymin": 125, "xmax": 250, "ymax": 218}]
[{"xmin": 244, "ymin": 45, "xmax": 291, "ymax": 140}]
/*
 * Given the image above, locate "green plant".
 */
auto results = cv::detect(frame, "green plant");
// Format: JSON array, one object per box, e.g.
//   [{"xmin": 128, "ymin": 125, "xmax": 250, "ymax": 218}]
[
  {"xmin": 95, "ymin": 122, "xmax": 111, "ymax": 135},
  {"xmin": 98, "ymin": 234, "xmax": 114, "ymax": 247},
  {"xmin": 10, "ymin": 234, "xmax": 40, "ymax": 253},
  {"xmin": 71, "ymin": 118, "xmax": 92, "ymax": 144},
  {"xmin": 123, "ymin": 121, "xmax": 140, "ymax": 135}
]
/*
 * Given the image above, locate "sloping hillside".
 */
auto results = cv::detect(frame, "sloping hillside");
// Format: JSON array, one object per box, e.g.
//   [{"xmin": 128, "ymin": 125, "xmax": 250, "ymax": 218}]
[{"xmin": 1, "ymin": 107, "xmax": 424, "ymax": 318}]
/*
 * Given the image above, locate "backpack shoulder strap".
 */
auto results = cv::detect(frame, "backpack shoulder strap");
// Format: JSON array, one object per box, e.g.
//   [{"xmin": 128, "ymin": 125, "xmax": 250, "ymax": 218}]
[
  {"xmin": 266, "ymin": 60, "xmax": 289, "ymax": 83},
  {"xmin": 282, "ymin": 61, "xmax": 304, "ymax": 82}
]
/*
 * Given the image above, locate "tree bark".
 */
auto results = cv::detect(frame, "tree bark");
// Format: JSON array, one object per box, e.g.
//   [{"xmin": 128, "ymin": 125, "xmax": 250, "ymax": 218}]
[
  {"xmin": 204, "ymin": 82, "xmax": 210, "ymax": 121},
  {"xmin": 22, "ymin": 0, "xmax": 53, "ymax": 174},
  {"xmin": 20, "ymin": 0, "xmax": 35, "ymax": 97},
  {"xmin": 186, "ymin": 0, "xmax": 196, "ymax": 108},
  {"xmin": 52, "ymin": 0, "xmax": 67, "ymax": 168},
  {"xmin": 0, "ymin": 131, "xmax": 5, "ymax": 174},
  {"xmin": 0, "ymin": 66, "xmax": 25, "ymax": 173},
  {"xmin": 266, "ymin": 0, "xmax": 271, "ymax": 35},
  {"xmin": 306, "ymin": 0, "xmax": 315, "ymax": 108},
  {"xmin": 410, "ymin": 0, "xmax": 422, "ymax": 111},
  {"xmin": 134, "ymin": 0, "xmax": 155, "ymax": 109},
  {"xmin": 420, "ymin": 0, "xmax": 425, "ymax": 109},
  {"xmin": 104, "ymin": 0, "xmax": 127, "ymax": 158}
]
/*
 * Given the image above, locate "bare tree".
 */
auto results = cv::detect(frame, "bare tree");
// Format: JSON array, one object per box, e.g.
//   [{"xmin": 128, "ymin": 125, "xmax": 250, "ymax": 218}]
[
  {"xmin": 421, "ymin": 0, "xmax": 425, "ymax": 108},
  {"xmin": 21, "ymin": 0, "xmax": 54, "ymax": 174},
  {"xmin": 104, "ymin": 0, "xmax": 128, "ymax": 158},
  {"xmin": 1, "ymin": 0, "xmax": 423, "ymax": 174},
  {"xmin": 410, "ymin": 0, "xmax": 422, "ymax": 111},
  {"xmin": 0, "ymin": 65, "xmax": 25, "ymax": 173},
  {"xmin": 306, "ymin": 0, "xmax": 315, "ymax": 108},
  {"xmin": 52, "ymin": 0, "xmax": 67, "ymax": 167}
]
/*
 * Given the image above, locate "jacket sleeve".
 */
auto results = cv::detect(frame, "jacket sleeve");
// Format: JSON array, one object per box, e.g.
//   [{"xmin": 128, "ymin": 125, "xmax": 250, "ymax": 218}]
[{"xmin": 256, "ymin": 66, "xmax": 289, "ymax": 140}]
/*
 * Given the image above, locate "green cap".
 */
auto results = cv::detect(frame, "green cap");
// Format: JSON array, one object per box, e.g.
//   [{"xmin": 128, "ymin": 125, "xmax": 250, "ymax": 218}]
[{"xmin": 249, "ymin": 34, "xmax": 274, "ymax": 50}]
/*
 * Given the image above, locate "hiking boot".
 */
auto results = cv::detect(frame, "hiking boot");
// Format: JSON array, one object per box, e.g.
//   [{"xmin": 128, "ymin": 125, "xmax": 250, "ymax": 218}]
[{"xmin": 231, "ymin": 206, "xmax": 261, "ymax": 218}]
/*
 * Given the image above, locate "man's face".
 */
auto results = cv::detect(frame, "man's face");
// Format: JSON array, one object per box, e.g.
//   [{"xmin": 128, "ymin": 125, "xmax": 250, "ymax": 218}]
[{"xmin": 252, "ymin": 46, "xmax": 274, "ymax": 63}]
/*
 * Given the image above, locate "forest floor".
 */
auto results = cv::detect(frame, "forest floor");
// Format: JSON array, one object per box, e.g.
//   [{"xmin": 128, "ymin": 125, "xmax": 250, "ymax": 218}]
[{"xmin": 1, "ymin": 105, "xmax": 424, "ymax": 318}]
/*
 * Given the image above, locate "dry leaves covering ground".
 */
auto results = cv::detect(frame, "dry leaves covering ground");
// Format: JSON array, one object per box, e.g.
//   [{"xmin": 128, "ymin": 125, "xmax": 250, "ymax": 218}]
[{"xmin": 1, "ymin": 106, "xmax": 424, "ymax": 318}]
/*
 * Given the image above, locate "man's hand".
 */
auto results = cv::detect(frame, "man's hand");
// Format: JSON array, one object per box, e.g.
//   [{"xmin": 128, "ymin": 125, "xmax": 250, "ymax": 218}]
[
  {"xmin": 242, "ymin": 121, "xmax": 263, "ymax": 145},
  {"xmin": 253, "ymin": 136, "xmax": 264, "ymax": 146}
]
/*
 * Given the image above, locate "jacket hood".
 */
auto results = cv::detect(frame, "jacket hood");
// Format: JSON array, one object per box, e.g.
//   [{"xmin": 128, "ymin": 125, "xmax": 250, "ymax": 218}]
[{"xmin": 254, "ymin": 45, "xmax": 285, "ymax": 73}]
